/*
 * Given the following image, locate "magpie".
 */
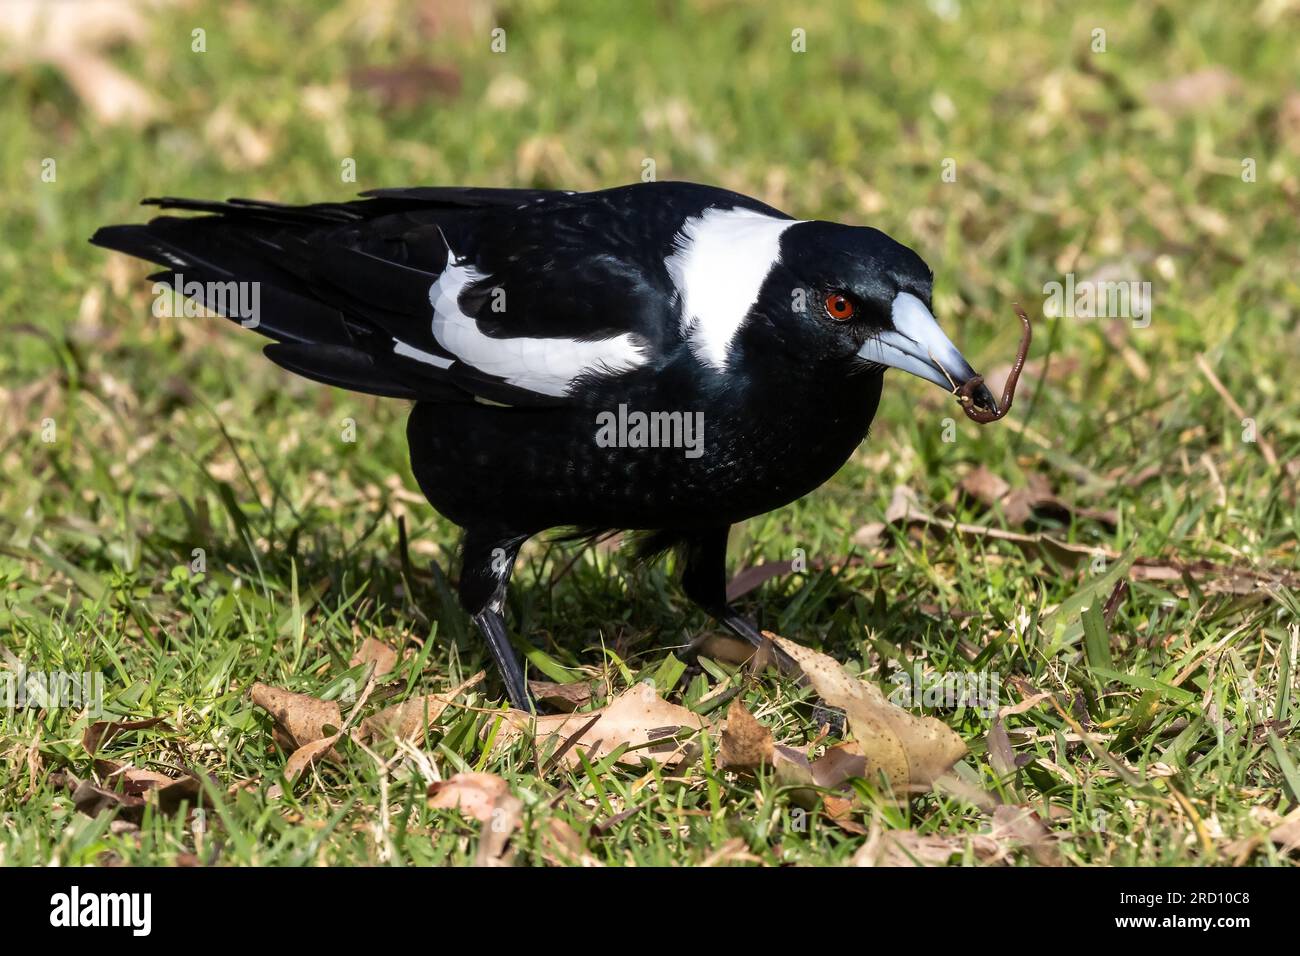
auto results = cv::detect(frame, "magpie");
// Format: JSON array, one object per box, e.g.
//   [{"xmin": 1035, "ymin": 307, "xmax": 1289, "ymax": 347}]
[{"xmin": 92, "ymin": 181, "xmax": 999, "ymax": 710}]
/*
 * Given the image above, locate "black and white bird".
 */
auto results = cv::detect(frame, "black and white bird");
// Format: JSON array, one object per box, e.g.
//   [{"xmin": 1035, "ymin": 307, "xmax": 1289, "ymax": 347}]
[{"xmin": 92, "ymin": 181, "xmax": 998, "ymax": 710}]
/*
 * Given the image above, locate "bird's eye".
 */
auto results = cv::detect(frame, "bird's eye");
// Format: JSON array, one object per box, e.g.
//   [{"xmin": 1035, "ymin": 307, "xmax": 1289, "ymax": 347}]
[{"xmin": 825, "ymin": 292, "xmax": 855, "ymax": 321}]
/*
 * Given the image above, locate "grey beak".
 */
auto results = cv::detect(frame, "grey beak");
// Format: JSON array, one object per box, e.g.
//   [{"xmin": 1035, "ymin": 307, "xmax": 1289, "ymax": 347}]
[{"xmin": 856, "ymin": 292, "xmax": 991, "ymax": 407}]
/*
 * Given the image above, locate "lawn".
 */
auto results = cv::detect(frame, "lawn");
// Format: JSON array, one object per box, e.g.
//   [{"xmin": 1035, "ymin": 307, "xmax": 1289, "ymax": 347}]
[{"xmin": 1, "ymin": 0, "xmax": 1298, "ymax": 866}]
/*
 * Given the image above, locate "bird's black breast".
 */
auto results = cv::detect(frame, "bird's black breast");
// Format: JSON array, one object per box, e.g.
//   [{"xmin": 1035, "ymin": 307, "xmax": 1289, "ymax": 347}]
[{"xmin": 406, "ymin": 365, "xmax": 883, "ymax": 535}]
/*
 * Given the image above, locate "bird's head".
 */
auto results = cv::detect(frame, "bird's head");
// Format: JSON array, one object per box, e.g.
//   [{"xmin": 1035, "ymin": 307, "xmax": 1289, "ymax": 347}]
[
  {"xmin": 768, "ymin": 220, "xmax": 998, "ymax": 415},
  {"xmin": 674, "ymin": 209, "xmax": 997, "ymax": 415}
]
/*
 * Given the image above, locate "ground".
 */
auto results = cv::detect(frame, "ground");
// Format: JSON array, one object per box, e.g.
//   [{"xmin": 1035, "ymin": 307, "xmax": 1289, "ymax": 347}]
[{"xmin": 1, "ymin": 0, "xmax": 1298, "ymax": 866}]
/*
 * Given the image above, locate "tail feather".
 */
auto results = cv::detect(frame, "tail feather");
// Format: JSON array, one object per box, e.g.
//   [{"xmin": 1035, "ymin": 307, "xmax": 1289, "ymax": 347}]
[
  {"xmin": 263, "ymin": 343, "xmax": 429, "ymax": 399},
  {"xmin": 90, "ymin": 189, "xmax": 570, "ymax": 404},
  {"xmin": 91, "ymin": 222, "xmax": 357, "ymax": 348}
]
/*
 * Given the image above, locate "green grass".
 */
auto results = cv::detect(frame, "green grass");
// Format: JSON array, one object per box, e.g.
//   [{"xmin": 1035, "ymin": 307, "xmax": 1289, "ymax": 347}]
[{"xmin": 2, "ymin": 0, "xmax": 1298, "ymax": 866}]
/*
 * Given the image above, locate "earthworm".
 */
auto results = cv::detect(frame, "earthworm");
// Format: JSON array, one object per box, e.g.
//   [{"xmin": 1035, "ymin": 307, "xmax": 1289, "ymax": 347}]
[{"xmin": 956, "ymin": 303, "xmax": 1033, "ymax": 424}]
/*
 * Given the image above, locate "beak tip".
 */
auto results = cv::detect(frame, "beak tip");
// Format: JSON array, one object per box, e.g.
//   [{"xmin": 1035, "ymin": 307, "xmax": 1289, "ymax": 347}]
[{"xmin": 968, "ymin": 380, "xmax": 999, "ymax": 415}]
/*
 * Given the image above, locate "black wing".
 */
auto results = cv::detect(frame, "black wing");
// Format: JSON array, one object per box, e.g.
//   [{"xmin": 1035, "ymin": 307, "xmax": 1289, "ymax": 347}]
[{"xmin": 89, "ymin": 182, "xmax": 782, "ymax": 405}]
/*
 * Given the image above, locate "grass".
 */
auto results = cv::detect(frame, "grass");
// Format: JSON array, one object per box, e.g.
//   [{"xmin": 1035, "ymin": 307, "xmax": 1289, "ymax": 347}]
[{"xmin": 2, "ymin": 0, "xmax": 1298, "ymax": 866}]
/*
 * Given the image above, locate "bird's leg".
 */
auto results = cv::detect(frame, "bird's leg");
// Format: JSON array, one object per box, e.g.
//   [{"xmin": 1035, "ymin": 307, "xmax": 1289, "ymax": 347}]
[
  {"xmin": 471, "ymin": 608, "xmax": 530, "ymax": 711},
  {"xmin": 678, "ymin": 526, "xmax": 797, "ymax": 674},
  {"xmin": 459, "ymin": 530, "xmax": 533, "ymax": 711}
]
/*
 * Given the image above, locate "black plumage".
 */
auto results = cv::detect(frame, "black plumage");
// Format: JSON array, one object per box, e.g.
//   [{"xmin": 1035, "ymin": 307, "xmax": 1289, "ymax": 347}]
[{"xmin": 92, "ymin": 181, "xmax": 997, "ymax": 709}]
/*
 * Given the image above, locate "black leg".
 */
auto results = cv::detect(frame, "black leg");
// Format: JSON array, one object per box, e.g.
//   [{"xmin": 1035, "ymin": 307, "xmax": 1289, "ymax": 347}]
[
  {"xmin": 472, "ymin": 608, "xmax": 531, "ymax": 711},
  {"xmin": 678, "ymin": 526, "xmax": 797, "ymax": 673},
  {"xmin": 459, "ymin": 529, "xmax": 534, "ymax": 711}
]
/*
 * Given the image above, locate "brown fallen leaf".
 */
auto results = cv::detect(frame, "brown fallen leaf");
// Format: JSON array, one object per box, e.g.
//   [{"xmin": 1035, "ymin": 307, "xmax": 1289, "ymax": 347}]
[
  {"xmin": 693, "ymin": 634, "xmax": 758, "ymax": 664},
  {"xmin": 428, "ymin": 772, "xmax": 515, "ymax": 822},
  {"xmin": 720, "ymin": 688, "xmax": 940, "ymax": 820},
  {"xmin": 711, "ymin": 700, "xmax": 827, "ymax": 800},
  {"xmin": 72, "ymin": 778, "xmax": 147, "ymax": 822},
  {"xmin": 726, "ymin": 560, "xmax": 799, "ymax": 602},
  {"xmin": 986, "ymin": 717, "xmax": 1019, "ymax": 778},
  {"xmin": 991, "ymin": 804, "xmax": 1060, "ymax": 866},
  {"xmin": 70, "ymin": 765, "xmax": 207, "ymax": 821},
  {"xmin": 957, "ymin": 465, "xmax": 1118, "ymax": 529},
  {"xmin": 718, "ymin": 698, "xmax": 774, "ymax": 770},
  {"xmin": 251, "ymin": 683, "xmax": 348, "ymax": 782},
  {"xmin": 957, "ymin": 464, "xmax": 1011, "ymax": 507},
  {"xmin": 853, "ymin": 825, "xmax": 1008, "ymax": 867},
  {"xmin": 428, "ymin": 772, "xmax": 523, "ymax": 866},
  {"xmin": 250, "ymin": 683, "xmax": 342, "ymax": 749},
  {"xmin": 527, "ymin": 679, "xmax": 596, "ymax": 713},
  {"xmin": 1226, "ymin": 805, "xmax": 1300, "ymax": 863},
  {"xmin": 81, "ymin": 715, "xmax": 169, "ymax": 755},
  {"xmin": 282, "ymin": 735, "xmax": 341, "ymax": 782},
  {"xmin": 1269, "ymin": 825, "xmax": 1300, "ymax": 855},
  {"xmin": 770, "ymin": 636, "xmax": 966, "ymax": 793},
  {"xmin": 536, "ymin": 817, "xmax": 602, "ymax": 867},
  {"xmin": 94, "ymin": 759, "xmax": 175, "ymax": 794},
  {"xmin": 360, "ymin": 672, "xmax": 484, "ymax": 743},
  {"xmin": 501, "ymin": 684, "xmax": 706, "ymax": 768},
  {"xmin": 350, "ymin": 638, "xmax": 398, "ymax": 678}
]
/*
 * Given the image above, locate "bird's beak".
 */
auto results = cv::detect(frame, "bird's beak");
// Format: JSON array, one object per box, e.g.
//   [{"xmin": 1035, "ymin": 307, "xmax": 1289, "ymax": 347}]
[{"xmin": 857, "ymin": 291, "xmax": 998, "ymax": 415}]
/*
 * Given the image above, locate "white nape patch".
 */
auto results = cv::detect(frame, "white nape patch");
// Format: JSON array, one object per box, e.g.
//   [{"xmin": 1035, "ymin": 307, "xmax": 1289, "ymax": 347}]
[
  {"xmin": 665, "ymin": 207, "xmax": 798, "ymax": 370},
  {"xmin": 428, "ymin": 251, "xmax": 648, "ymax": 397},
  {"xmin": 393, "ymin": 338, "xmax": 452, "ymax": 368}
]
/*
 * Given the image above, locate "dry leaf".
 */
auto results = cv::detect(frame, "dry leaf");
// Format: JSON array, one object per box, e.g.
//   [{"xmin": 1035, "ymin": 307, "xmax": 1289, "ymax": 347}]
[
  {"xmin": 726, "ymin": 561, "xmax": 798, "ymax": 602},
  {"xmin": 250, "ymin": 683, "xmax": 342, "ymax": 748},
  {"xmin": 991, "ymin": 804, "xmax": 1060, "ymax": 866},
  {"xmin": 718, "ymin": 698, "xmax": 774, "ymax": 770},
  {"xmin": 72, "ymin": 779, "xmax": 147, "ymax": 822},
  {"xmin": 428, "ymin": 772, "xmax": 523, "ymax": 866},
  {"xmin": 71, "ymin": 766, "xmax": 206, "ymax": 820},
  {"xmin": 282, "ymin": 735, "xmax": 342, "ymax": 781},
  {"xmin": 958, "ymin": 466, "xmax": 1118, "ymax": 528},
  {"xmin": 82, "ymin": 716, "xmax": 168, "ymax": 755},
  {"xmin": 359, "ymin": 696, "xmax": 446, "ymax": 742},
  {"xmin": 809, "ymin": 743, "xmax": 869, "ymax": 787},
  {"xmin": 528, "ymin": 679, "xmax": 595, "ymax": 712},
  {"xmin": 853, "ymin": 826, "xmax": 1002, "ymax": 866},
  {"xmin": 1267, "ymin": 808, "xmax": 1300, "ymax": 855},
  {"xmin": 536, "ymin": 818, "xmax": 601, "ymax": 867},
  {"xmin": 694, "ymin": 634, "xmax": 758, "ymax": 664},
  {"xmin": 957, "ymin": 465, "xmax": 1010, "ymax": 507},
  {"xmin": 501, "ymin": 685, "xmax": 706, "ymax": 767},
  {"xmin": 428, "ymin": 772, "xmax": 513, "ymax": 822},
  {"xmin": 716, "ymin": 702, "xmax": 847, "ymax": 801},
  {"xmin": 360, "ymin": 672, "xmax": 483, "ymax": 743},
  {"xmin": 351, "ymin": 638, "xmax": 397, "ymax": 678},
  {"xmin": 770, "ymin": 635, "xmax": 966, "ymax": 792}
]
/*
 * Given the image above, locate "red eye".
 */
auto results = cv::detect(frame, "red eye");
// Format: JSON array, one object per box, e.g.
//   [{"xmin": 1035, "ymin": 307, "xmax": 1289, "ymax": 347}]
[{"xmin": 826, "ymin": 292, "xmax": 855, "ymax": 320}]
